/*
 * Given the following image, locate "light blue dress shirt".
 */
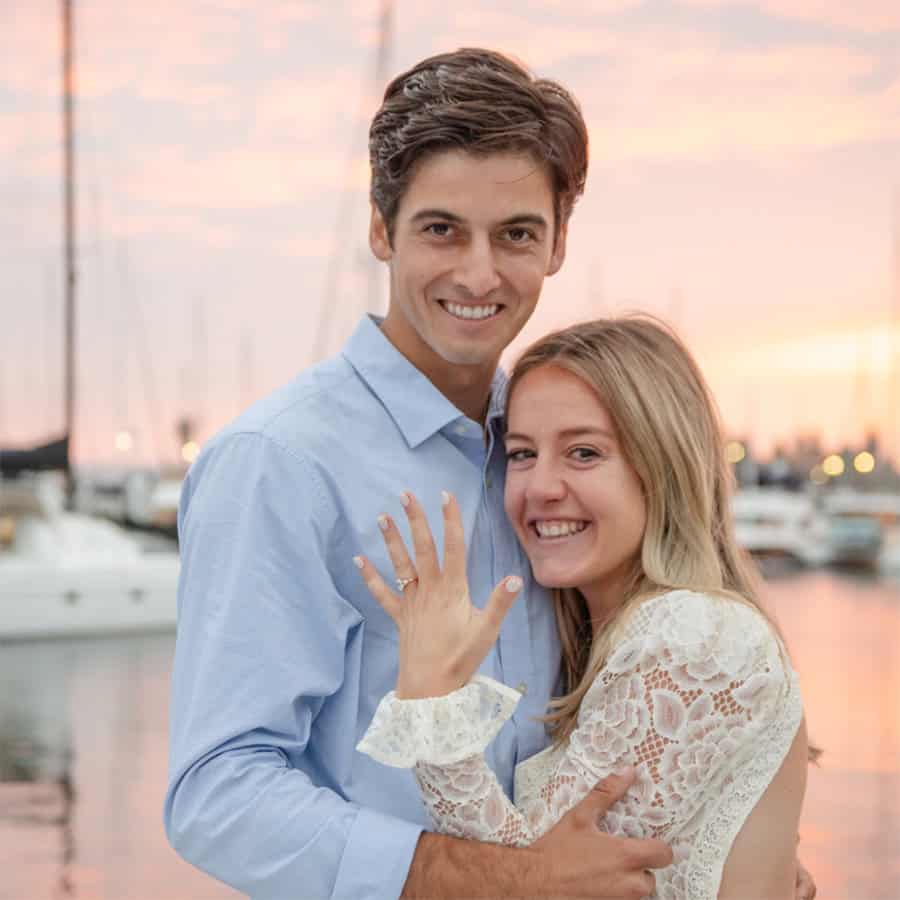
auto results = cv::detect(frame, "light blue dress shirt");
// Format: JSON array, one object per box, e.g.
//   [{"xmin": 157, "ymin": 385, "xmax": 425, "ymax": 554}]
[{"xmin": 165, "ymin": 315, "xmax": 561, "ymax": 899}]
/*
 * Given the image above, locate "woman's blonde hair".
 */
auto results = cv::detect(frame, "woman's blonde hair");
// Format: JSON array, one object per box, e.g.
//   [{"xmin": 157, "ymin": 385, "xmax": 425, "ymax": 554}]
[{"xmin": 506, "ymin": 315, "xmax": 785, "ymax": 744}]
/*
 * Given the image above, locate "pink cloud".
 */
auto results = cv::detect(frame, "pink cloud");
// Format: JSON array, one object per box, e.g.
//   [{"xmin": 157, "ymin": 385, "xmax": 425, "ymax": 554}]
[
  {"xmin": 251, "ymin": 70, "xmax": 373, "ymax": 143},
  {"xmin": 0, "ymin": 108, "xmax": 59, "ymax": 161},
  {"xmin": 118, "ymin": 145, "xmax": 368, "ymax": 210},
  {"xmin": 682, "ymin": 0, "xmax": 900, "ymax": 34},
  {"xmin": 1, "ymin": 1, "xmax": 332, "ymax": 104},
  {"xmin": 420, "ymin": 14, "xmax": 898, "ymax": 161}
]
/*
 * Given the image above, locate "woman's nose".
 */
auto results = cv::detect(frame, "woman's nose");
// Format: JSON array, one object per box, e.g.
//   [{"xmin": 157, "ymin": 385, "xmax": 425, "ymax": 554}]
[{"xmin": 525, "ymin": 460, "xmax": 567, "ymax": 503}]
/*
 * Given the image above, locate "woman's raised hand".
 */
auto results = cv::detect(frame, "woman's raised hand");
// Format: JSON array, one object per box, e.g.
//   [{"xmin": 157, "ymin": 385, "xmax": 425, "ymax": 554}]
[{"xmin": 354, "ymin": 490, "xmax": 523, "ymax": 699}]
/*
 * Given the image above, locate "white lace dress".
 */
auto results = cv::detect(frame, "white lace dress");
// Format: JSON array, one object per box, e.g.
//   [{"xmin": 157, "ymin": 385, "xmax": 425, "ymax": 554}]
[{"xmin": 357, "ymin": 590, "xmax": 804, "ymax": 898}]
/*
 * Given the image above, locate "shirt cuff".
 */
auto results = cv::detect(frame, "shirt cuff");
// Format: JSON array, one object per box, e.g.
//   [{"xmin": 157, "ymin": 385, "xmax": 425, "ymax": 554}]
[
  {"xmin": 331, "ymin": 805, "xmax": 424, "ymax": 900},
  {"xmin": 356, "ymin": 674, "xmax": 522, "ymax": 768}
]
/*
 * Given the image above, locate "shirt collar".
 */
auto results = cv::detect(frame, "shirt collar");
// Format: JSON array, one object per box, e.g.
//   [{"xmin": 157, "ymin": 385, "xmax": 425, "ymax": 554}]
[{"xmin": 341, "ymin": 315, "xmax": 508, "ymax": 449}]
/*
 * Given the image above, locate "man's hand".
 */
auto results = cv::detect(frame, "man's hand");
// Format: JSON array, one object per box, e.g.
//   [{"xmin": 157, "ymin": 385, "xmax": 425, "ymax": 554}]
[
  {"xmin": 795, "ymin": 858, "xmax": 816, "ymax": 900},
  {"xmin": 529, "ymin": 768, "xmax": 673, "ymax": 899},
  {"xmin": 401, "ymin": 769, "xmax": 672, "ymax": 899}
]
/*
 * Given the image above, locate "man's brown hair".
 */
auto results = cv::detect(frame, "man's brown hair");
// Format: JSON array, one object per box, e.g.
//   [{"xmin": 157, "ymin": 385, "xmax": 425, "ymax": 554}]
[{"xmin": 369, "ymin": 48, "xmax": 589, "ymax": 243}]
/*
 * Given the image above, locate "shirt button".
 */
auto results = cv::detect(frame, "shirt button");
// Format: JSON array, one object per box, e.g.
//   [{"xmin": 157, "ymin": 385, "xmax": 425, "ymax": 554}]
[
  {"xmin": 485, "ymin": 476, "xmax": 493, "ymax": 489},
  {"xmin": 455, "ymin": 423, "xmax": 467, "ymax": 435},
  {"xmin": 516, "ymin": 682, "xmax": 528, "ymax": 696}
]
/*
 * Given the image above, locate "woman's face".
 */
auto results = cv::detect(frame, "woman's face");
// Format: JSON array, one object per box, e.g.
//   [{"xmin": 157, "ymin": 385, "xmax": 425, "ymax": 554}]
[{"xmin": 503, "ymin": 365, "xmax": 647, "ymax": 611}]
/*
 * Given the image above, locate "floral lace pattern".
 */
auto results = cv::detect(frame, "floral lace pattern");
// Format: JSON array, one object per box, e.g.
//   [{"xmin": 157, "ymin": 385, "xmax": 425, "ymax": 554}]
[
  {"xmin": 357, "ymin": 675, "xmax": 522, "ymax": 768},
  {"xmin": 357, "ymin": 591, "xmax": 803, "ymax": 899}
]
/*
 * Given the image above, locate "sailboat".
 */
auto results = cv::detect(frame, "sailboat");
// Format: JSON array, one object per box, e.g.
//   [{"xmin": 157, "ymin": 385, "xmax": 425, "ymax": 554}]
[{"xmin": 0, "ymin": 0, "xmax": 179, "ymax": 639}]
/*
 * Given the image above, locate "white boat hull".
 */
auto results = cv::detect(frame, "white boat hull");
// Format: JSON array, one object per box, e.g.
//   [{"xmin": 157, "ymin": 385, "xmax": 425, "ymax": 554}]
[
  {"xmin": 1, "ymin": 482, "xmax": 180, "ymax": 639},
  {"xmin": 0, "ymin": 557, "xmax": 178, "ymax": 639},
  {"xmin": 879, "ymin": 527, "xmax": 900, "ymax": 576},
  {"xmin": 732, "ymin": 489, "xmax": 831, "ymax": 567}
]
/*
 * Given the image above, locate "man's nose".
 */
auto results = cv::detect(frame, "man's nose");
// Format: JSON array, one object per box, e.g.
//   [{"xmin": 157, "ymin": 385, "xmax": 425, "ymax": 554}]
[{"xmin": 453, "ymin": 236, "xmax": 502, "ymax": 299}]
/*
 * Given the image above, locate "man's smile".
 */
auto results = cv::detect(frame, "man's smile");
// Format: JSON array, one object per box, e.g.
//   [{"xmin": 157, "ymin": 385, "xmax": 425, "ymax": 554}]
[{"xmin": 437, "ymin": 300, "xmax": 504, "ymax": 322}]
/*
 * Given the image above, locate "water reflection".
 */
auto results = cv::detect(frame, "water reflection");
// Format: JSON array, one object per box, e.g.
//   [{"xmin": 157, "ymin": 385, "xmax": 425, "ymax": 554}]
[
  {"xmin": 767, "ymin": 571, "xmax": 900, "ymax": 898},
  {"xmin": 0, "ymin": 635, "xmax": 239, "ymax": 900},
  {"xmin": 0, "ymin": 642, "xmax": 78, "ymax": 899},
  {"xmin": 0, "ymin": 572, "xmax": 897, "ymax": 900}
]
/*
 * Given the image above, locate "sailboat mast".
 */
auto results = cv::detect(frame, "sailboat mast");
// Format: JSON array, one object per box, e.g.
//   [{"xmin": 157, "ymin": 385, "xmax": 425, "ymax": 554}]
[
  {"xmin": 314, "ymin": 1, "xmax": 394, "ymax": 359},
  {"xmin": 61, "ymin": 0, "xmax": 77, "ymax": 484},
  {"xmin": 366, "ymin": 0, "xmax": 393, "ymax": 315},
  {"xmin": 374, "ymin": 0, "xmax": 393, "ymax": 86},
  {"xmin": 892, "ymin": 189, "xmax": 900, "ymax": 469}
]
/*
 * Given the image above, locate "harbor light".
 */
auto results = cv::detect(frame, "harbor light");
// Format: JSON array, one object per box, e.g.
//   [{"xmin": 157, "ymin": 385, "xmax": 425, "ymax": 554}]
[
  {"xmin": 725, "ymin": 441, "xmax": 746, "ymax": 464},
  {"xmin": 181, "ymin": 440, "xmax": 200, "ymax": 463},
  {"xmin": 115, "ymin": 430, "xmax": 133, "ymax": 452},
  {"xmin": 809, "ymin": 464, "xmax": 828, "ymax": 485},
  {"xmin": 822, "ymin": 454, "xmax": 845, "ymax": 477},
  {"xmin": 854, "ymin": 451, "xmax": 876, "ymax": 474}
]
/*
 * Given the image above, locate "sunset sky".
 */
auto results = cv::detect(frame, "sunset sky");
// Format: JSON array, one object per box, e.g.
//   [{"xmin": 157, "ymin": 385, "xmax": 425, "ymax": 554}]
[{"xmin": 1, "ymin": 0, "xmax": 899, "ymax": 465}]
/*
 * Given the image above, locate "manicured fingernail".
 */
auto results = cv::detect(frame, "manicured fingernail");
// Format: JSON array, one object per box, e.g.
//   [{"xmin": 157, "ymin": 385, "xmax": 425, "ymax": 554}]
[
  {"xmin": 352, "ymin": 556, "xmax": 364, "ymax": 569},
  {"xmin": 441, "ymin": 490, "xmax": 450, "ymax": 507},
  {"xmin": 616, "ymin": 765, "xmax": 636, "ymax": 779},
  {"xmin": 400, "ymin": 491, "xmax": 411, "ymax": 507},
  {"xmin": 378, "ymin": 514, "xmax": 389, "ymax": 531},
  {"xmin": 505, "ymin": 576, "xmax": 523, "ymax": 592}
]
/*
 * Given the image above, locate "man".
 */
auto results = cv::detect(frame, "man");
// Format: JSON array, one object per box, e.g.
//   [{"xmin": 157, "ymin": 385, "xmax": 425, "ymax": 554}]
[{"xmin": 165, "ymin": 49, "xmax": 813, "ymax": 899}]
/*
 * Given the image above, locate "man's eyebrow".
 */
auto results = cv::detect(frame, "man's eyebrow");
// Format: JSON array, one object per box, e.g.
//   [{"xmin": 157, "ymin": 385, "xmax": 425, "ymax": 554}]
[
  {"xmin": 409, "ymin": 208, "xmax": 464, "ymax": 223},
  {"xmin": 408, "ymin": 210, "xmax": 550, "ymax": 229},
  {"xmin": 504, "ymin": 427, "xmax": 617, "ymax": 442},
  {"xmin": 498, "ymin": 213, "xmax": 549, "ymax": 229}
]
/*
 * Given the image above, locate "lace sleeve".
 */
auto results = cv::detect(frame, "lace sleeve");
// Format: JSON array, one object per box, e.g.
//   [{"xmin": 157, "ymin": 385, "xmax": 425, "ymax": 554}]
[
  {"xmin": 356, "ymin": 675, "xmax": 521, "ymax": 767},
  {"xmin": 356, "ymin": 677, "xmax": 538, "ymax": 845},
  {"xmin": 568, "ymin": 591, "xmax": 797, "ymax": 846},
  {"xmin": 359, "ymin": 591, "xmax": 801, "ymax": 866}
]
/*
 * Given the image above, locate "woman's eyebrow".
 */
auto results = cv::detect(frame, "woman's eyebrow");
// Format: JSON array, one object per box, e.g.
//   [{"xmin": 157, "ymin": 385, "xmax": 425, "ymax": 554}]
[{"xmin": 504, "ymin": 427, "xmax": 616, "ymax": 442}]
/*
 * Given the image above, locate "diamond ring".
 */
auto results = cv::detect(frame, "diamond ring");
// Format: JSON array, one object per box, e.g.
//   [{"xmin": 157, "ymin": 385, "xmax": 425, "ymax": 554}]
[{"xmin": 396, "ymin": 575, "xmax": 418, "ymax": 591}]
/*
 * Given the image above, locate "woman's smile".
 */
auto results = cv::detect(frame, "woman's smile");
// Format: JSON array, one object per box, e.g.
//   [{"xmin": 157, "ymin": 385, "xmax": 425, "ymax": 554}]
[{"xmin": 504, "ymin": 364, "xmax": 647, "ymax": 618}]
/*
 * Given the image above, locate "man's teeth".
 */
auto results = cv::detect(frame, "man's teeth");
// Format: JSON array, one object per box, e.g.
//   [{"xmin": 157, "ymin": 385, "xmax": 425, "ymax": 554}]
[
  {"xmin": 534, "ymin": 521, "xmax": 589, "ymax": 538},
  {"xmin": 444, "ymin": 302, "xmax": 499, "ymax": 321}
]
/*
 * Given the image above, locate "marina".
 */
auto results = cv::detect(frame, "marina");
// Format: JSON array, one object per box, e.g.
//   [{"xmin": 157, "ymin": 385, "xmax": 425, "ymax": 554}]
[
  {"xmin": 2, "ymin": 1, "xmax": 899, "ymax": 897},
  {"xmin": 1, "ymin": 567, "xmax": 898, "ymax": 899}
]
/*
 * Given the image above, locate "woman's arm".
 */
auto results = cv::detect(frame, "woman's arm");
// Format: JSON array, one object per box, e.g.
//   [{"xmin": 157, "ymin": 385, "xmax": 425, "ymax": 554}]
[
  {"xmin": 358, "ymin": 675, "xmax": 615, "ymax": 847},
  {"xmin": 352, "ymin": 490, "xmax": 653, "ymax": 851},
  {"xmin": 354, "ymin": 492, "xmax": 806, "ymax": 896},
  {"xmin": 717, "ymin": 718, "xmax": 808, "ymax": 900},
  {"xmin": 365, "ymin": 590, "xmax": 803, "ymax": 900}
]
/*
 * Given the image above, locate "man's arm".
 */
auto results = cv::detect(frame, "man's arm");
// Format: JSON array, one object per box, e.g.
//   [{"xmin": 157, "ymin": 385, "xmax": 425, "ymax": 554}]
[
  {"xmin": 166, "ymin": 433, "xmax": 670, "ymax": 900},
  {"xmin": 402, "ymin": 773, "xmax": 671, "ymax": 899},
  {"xmin": 165, "ymin": 432, "xmax": 422, "ymax": 899}
]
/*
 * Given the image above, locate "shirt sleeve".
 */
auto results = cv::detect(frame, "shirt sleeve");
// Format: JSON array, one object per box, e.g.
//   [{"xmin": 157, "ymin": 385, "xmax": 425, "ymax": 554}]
[
  {"xmin": 358, "ymin": 592, "xmax": 796, "ymax": 855},
  {"xmin": 164, "ymin": 431, "xmax": 423, "ymax": 900}
]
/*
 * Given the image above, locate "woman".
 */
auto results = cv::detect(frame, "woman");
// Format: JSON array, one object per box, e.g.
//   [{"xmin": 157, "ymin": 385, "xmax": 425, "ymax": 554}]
[{"xmin": 354, "ymin": 317, "xmax": 808, "ymax": 899}]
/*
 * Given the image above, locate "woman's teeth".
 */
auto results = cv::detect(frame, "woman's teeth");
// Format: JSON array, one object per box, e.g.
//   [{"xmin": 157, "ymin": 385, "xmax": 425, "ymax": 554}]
[
  {"xmin": 443, "ymin": 302, "xmax": 499, "ymax": 321},
  {"xmin": 534, "ymin": 520, "xmax": 589, "ymax": 539}
]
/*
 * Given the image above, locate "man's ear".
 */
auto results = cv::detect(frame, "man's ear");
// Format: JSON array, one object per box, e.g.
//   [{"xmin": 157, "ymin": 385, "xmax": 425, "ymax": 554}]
[
  {"xmin": 369, "ymin": 204, "xmax": 393, "ymax": 262},
  {"xmin": 547, "ymin": 220, "xmax": 568, "ymax": 276}
]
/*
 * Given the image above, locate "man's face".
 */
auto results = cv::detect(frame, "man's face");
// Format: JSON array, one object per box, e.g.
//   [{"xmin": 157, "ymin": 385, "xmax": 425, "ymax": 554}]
[{"xmin": 371, "ymin": 150, "xmax": 566, "ymax": 375}]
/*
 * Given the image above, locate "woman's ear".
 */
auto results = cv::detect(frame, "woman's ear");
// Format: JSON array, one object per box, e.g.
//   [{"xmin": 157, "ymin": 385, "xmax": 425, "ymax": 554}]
[{"xmin": 369, "ymin": 204, "xmax": 393, "ymax": 262}]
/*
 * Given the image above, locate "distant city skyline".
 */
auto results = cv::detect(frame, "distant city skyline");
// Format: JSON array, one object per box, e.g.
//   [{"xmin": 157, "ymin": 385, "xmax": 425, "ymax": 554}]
[{"xmin": 1, "ymin": 0, "xmax": 899, "ymax": 465}]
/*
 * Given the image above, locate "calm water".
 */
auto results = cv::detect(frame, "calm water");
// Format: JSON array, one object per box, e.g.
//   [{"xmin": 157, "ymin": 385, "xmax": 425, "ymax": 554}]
[{"xmin": 1, "ymin": 570, "xmax": 898, "ymax": 900}]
